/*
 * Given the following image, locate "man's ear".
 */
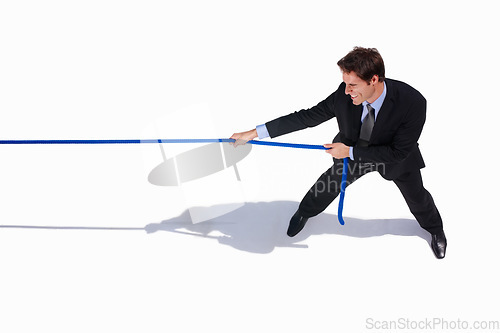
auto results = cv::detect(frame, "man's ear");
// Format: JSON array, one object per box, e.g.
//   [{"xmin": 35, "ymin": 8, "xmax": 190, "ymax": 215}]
[{"xmin": 371, "ymin": 75, "xmax": 379, "ymax": 85}]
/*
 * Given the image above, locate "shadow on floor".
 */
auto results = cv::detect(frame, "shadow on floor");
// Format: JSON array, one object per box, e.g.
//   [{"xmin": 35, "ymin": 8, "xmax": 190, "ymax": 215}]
[
  {"xmin": 0, "ymin": 201, "xmax": 431, "ymax": 254},
  {"xmin": 145, "ymin": 201, "xmax": 431, "ymax": 254}
]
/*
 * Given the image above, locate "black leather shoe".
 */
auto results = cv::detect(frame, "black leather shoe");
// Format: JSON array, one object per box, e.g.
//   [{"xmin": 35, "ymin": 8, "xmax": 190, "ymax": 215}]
[
  {"xmin": 431, "ymin": 230, "xmax": 447, "ymax": 259},
  {"xmin": 287, "ymin": 210, "xmax": 309, "ymax": 237}
]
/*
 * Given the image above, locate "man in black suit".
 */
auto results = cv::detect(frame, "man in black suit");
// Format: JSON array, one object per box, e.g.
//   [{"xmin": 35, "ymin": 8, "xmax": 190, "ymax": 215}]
[{"xmin": 231, "ymin": 47, "xmax": 446, "ymax": 259}]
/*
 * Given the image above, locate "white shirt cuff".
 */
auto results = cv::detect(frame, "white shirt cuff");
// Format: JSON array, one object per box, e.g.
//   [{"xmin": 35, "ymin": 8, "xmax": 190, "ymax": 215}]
[{"xmin": 256, "ymin": 124, "xmax": 270, "ymax": 139}]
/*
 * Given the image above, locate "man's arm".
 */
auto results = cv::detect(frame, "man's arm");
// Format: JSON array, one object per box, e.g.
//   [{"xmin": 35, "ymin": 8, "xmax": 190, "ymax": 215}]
[
  {"xmin": 323, "ymin": 142, "xmax": 350, "ymax": 159},
  {"xmin": 231, "ymin": 83, "xmax": 342, "ymax": 145},
  {"xmin": 230, "ymin": 123, "xmax": 271, "ymax": 145},
  {"xmin": 230, "ymin": 128, "xmax": 258, "ymax": 146}
]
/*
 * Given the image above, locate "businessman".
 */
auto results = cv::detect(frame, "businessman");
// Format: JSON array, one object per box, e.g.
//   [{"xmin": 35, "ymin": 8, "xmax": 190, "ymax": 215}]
[{"xmin": 231, "ymin": 47, "xmax": 446, "ymax": 259}]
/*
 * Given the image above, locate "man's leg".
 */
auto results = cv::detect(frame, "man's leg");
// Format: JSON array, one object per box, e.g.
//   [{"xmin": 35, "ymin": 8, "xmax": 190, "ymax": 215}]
[
  {"xmin": 393, "ymin": 169, "xmax": 446, "ymax": 258},
  {"xmin": 392, "ymin": 169, "xmax": 443, "ymax": 233},
  {"xmin": 298, "ymin": 159, "xmax": 374, "ymax": 217},
  {"xmin": 286, "ymin": 160, "xmax": 374, "ymax": 237}
]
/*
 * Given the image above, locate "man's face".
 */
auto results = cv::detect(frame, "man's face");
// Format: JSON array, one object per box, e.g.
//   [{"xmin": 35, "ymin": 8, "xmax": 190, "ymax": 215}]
[{"xmin": 342, "ymin": 71, "xmax": 377, "ymax": 105}]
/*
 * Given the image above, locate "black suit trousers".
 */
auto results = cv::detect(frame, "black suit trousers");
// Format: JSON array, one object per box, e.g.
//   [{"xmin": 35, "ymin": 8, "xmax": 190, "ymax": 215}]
[{"xmin": 298, "ymin": 159, "xmax": 443, "ymax": 234}]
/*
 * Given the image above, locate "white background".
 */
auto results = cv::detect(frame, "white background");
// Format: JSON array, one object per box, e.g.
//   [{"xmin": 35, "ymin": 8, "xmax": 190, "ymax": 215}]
[{"xmin": 1, "ymin": 0, "xmax": 499, "ymax": 332}]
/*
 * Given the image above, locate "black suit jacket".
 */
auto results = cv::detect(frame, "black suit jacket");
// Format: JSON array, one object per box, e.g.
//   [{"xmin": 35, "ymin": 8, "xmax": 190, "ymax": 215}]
[{"xmin": 265, "ymin": 78, "xmax": 427, "ymax": 180}]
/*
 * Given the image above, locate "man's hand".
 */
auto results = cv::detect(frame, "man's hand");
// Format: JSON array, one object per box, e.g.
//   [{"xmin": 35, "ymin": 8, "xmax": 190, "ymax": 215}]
[
  {"xmin": 230, "ymin": 129, "xmax": 258, "ymax": 146},
  {"xmin": 324, "ymin": 142, "xmax": 350, "ymax": 159}
]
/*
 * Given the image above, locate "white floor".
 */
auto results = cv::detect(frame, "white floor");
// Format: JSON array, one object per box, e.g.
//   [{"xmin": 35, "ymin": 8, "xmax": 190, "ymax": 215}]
[{"xmin": 1, "ymin": 1, "xmax": 499, "ymax": 332}]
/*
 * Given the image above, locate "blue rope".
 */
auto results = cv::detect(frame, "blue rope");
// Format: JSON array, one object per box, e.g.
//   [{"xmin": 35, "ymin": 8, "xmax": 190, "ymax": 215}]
[
  {"xmin": 0, "ymin": 139, "xmax": 231, "ymax": 145},
  {"xmin": 0, "ymin": 138, "xmax": 328, "ymax": 150},
  {"xmin": 337, "ymin": 157, "xmax": 349, "ymax": 225},
  {"xmin": 0, "ymin": 138, "xmax": 347, "ymax": 224},
  {"xmin": 247, "ymin": 140, "xmax": 328, "ymax": 150}
]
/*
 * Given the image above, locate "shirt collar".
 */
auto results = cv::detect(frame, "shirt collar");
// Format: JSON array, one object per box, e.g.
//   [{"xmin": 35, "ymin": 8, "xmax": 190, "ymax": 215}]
[{"xmin": 362, "ymin": 81, "xmax": 387, "ymax": 111}]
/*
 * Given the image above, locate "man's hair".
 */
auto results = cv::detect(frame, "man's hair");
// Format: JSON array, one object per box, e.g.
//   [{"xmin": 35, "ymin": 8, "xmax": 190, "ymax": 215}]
[{"xmin": 337, "ymin": 47, "xmax": 385, "ymax": 83}]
